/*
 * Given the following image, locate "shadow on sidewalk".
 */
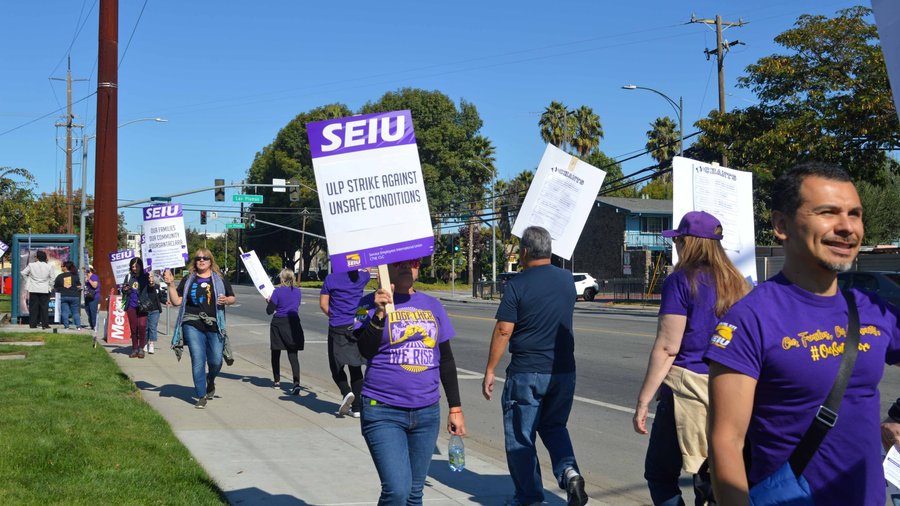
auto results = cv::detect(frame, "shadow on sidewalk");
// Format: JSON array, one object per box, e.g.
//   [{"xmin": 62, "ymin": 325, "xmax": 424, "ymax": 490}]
[
  {"xmin": 427, "ymin": 463, "xmax": 566, "ymax": 505},
  {"xmin": 134, "ymin": 380, "xmax": 197, "ymax": 406},
  {"xmin": 278, "ymin": 388, "xmax": 342, "ymax": 416},
  {"xmin": 226, "ymin": 487, "xmax": 313, "ymax": 505}
]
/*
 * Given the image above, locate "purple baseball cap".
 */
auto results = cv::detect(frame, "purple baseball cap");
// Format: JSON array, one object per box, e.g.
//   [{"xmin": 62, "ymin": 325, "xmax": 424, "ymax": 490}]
[{"xmin": 662, "ymin": 211, "xmax": 724, "ymax": 240}]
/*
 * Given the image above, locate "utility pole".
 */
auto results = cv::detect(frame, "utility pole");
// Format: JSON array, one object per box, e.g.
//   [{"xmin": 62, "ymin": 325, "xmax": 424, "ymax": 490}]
[
  {"xmin": 299, "ymin": 208, "xmax": 309, "ymax": 276},
  {"xmin": 51, "ymin": 58, "xmax": 87, "ymax": 235},
  {"xmin": 94, "ymin": 0, "xmax": 119, "ymax": 312},
  {"xmin": 690, "ymin": 13, "xmax": 745, "ymax": 166}
]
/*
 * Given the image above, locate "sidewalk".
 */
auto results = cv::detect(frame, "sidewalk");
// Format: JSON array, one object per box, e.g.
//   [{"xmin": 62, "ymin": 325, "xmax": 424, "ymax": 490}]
[{"xmin": 90, "ymin": 322, "xmax": 590, "ymax": 506}]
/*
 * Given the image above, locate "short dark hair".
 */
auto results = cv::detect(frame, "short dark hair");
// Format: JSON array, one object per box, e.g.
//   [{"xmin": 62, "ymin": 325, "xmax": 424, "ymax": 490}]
[
  {"xmin": 771, "ymin": 162, "xmax": 852, "ymax": 216},
  {"xmin": 35, "ymin": 250, "xmax": 47, "ymax": 262},
  {"xmin": 63, "ymin": 261, "xmax": 76, "ymax": 272},
  {"xmin": 520, "ymin": 226, "xmax": 552, "ymax": 260}
]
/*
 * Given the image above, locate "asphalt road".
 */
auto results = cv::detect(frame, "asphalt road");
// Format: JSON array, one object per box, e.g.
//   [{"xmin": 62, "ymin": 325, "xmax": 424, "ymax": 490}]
[{"xmin": 157, "ymin": 285, "xmax": 900, "ymax": 505}]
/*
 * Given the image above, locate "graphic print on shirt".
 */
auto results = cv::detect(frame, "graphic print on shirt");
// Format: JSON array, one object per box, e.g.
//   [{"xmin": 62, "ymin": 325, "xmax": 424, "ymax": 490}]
[
  {"xmin": 190, "ymin": 280, "xmax": 212, "ymax": 306},
  {"xmin": 711, "ymin": 321, "xmax": 881, "ymax": 361},
  {"xmin": 64, "ymin": 276, "xmax": 73, "ymax": 289},
  {"xmin": 386, "ymin": 308, "xmax": 438, "ymax": 373}
]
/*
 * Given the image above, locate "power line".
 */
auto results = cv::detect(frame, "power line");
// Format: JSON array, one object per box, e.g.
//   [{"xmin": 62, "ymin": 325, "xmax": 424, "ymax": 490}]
[{"xmin": 119, "ymin": 0, "xmax": 151, "ymax": 68}]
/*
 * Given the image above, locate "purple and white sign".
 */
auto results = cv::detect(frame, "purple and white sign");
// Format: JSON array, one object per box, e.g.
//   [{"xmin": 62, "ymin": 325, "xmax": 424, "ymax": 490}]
[
  {"xmin": 142, "ymin": 203, "xmax": 188, "ymax": 271},
  {"xmin": 307, "ymin": 110, "xmax": 434, "ymax": 273},
  {"xmin": 109, "ymin": 249, "xmax": 136, "ymax": 284},
  {"xmin": 0, "ymin": 239, "xmax": 8, "ymax": 258}
]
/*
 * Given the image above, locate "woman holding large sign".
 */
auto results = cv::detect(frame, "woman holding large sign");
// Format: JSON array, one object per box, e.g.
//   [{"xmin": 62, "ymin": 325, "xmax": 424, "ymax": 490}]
[
  {"xmin": 164, "ymin": 248, "xmax": 236, "ymax": 409},
  {"xmin": 353, "ymin": 258, "xmax": 466, "ymax": 505}
]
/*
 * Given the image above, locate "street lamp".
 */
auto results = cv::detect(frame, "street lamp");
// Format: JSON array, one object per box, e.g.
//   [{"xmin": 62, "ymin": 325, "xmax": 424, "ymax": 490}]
[
  {"xmin": 80, "ymin": 117, "xmax": 167, "ymax": 272},
  {"xmin": 622, "ymin": 85, "xmax": 683, "ymax": 157}
]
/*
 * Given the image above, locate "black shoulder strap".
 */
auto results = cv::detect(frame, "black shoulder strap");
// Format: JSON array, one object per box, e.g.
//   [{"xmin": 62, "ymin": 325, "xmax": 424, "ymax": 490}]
[{"xmin": 788, "ymin": 289, "xmax": 860, "ymax": 475}]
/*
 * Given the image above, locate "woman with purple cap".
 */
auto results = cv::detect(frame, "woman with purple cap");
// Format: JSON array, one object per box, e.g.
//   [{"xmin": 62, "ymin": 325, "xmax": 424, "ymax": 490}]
[{"xmin": 632, "ymin": 210, "xmax": 750, "ymax": 506}]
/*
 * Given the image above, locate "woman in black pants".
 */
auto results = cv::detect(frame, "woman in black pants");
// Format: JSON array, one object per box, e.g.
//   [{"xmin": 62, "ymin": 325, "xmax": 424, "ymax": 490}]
[{"xmin": 266, "ymin": 269, "xmax": 304, "ymax": 394}]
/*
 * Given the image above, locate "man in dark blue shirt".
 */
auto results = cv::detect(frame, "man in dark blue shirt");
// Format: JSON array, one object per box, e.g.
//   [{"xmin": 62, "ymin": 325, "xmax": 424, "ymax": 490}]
[{"xmin": 483, "ymin": 226, "xmax": 588, "ymax": 506}]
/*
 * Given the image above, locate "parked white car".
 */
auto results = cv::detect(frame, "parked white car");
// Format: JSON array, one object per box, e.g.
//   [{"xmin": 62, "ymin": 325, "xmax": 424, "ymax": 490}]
[{"xmin": 573, "ymin": 272, "xmax": 600, "ymax": 301}]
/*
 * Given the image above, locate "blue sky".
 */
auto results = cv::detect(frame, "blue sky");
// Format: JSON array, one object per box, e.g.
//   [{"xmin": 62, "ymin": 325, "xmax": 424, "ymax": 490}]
[{"xmin": 1, "ymin": 0, "xmax": 865, "ymax": 233}]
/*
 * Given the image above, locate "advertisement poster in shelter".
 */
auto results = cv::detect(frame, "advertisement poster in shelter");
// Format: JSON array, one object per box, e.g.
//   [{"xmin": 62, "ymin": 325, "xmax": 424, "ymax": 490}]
[
  {"xmin": 511, "ymin": 144, "xmax": 607, "ymax": 260},
  {"xmin": 307, "ymin": 110, "xmax": 433, "ymax": 273}
]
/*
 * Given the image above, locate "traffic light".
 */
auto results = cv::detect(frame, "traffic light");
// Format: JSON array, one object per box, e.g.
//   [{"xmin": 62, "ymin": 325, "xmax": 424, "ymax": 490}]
[
  {"xmin": 289, "ymin": 177, "xmax": 300, "ymax": 202},
  {"xmin": 446, "ymin": 235, "xmax": 454, "ymax": 254},
  {"xmin": 248, "ymin": 214, "xmax": 256, "ymax": 228},
  {"xmin": 214, "ymin": 179, "xmax": 225, "ymax": 201},
  {"xmin": 445, "ymin": 235, "xmax": 460, "ymax": 254},
  {"xmin": 200, "ymin": 211, "xmax": 207, "ymax": 225}
]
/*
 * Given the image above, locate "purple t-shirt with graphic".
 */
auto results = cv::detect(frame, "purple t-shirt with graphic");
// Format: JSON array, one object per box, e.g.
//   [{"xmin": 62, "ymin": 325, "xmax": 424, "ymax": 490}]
[
  {"xmin": 86, "ymin": 273, "xmax": 100, "ymax": 299},
  {"xmin": 659, "ymin": 270, "xmax": 718, "ymax": 374},
  {"xmin": 354, "ymin": 291, "xmax": 455, "ymax": 408},
  {"xmin": 321, "ymin": 270, "xmax": 371, "ymax": 326},
  {"xmin": 704, "ymin": 273, "xmax": 900, "ymax": 506},
  {"xmin": 270, "ymin": 286, "xmax": 301, "ymax": 317}
]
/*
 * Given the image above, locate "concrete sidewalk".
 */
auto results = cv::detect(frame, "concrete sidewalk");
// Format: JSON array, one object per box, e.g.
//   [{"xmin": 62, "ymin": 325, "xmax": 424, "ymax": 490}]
[{"xmin": 92, "ymin": 320, "xmax": 590, "ymax": 506}]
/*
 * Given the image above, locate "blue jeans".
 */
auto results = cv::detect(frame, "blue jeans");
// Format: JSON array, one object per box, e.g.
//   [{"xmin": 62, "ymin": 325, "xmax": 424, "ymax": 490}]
[
  {"xmin": 502, "ymin": 371, "xmax": 579, "ymax": 504},
  {"xmin": 59, "ymin": 295, "xmax": 81, "ymax": 328},
  {"xmin": 360, "ymin": 396, "xmax": 441, "ymax": 505},
  {"xmin": 85, "ymin": 297, "xmax": 99, "ymax": 329},
  {"xmin": 645, "ymin": 389, "xmax": 699, "ymax": 506},
  {"xmin": 182, "ymin": 324, "xmax": 224, "ymax": 399},
  {"xmin": 146, "ymin": 310, "xmax": 160, "ymax": 342}
]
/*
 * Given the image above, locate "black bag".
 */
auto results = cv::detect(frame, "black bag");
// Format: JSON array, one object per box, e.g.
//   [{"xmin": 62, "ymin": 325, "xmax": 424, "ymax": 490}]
[
  {"xmin": 83, "ymin": 289, "xmax": 95, "ymax": 303},
  {"xmin": 137, "ymin": 284, "xmax": 155, "ymax": 314}
]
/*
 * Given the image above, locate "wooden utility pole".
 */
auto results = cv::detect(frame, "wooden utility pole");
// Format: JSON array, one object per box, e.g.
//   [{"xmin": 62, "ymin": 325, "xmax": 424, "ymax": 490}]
[
  {"xmin": 52, "ymin": 58, "xmax": 86, "ymax": 234},
  {"xmin": 93, "ymin": 0, "xmax": 118, "ymax": 311},
  {"xmin": 690, "ymin": 14, "xmax": 745, "ymax": 166}
]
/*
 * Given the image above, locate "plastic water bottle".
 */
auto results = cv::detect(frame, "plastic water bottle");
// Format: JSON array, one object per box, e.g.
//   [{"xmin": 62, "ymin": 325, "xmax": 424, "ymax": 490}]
[{"xmin": 448, "ymin": 435, "xmax": 465, "ymax": 472}]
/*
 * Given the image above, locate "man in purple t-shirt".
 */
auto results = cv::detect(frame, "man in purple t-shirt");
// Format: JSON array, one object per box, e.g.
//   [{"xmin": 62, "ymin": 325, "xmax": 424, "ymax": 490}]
[
  {"xmin": 705, "ymin": 162, "xmax": 900, "ymax": 506},
  {"xmin": 319, "ymin": 269, "xmax": 370, "ymax": 417}
]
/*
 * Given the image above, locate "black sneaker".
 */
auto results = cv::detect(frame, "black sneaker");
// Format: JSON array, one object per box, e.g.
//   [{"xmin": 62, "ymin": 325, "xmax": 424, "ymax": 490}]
[
  {"xmin": 206, "ymin": 385, "xmax": 216, "ymax": 400},
  {"xmin": 291, "ymin": 383, "xmax": 301, "ymax": 395},
  {"xmin": 566, "ymin": 473, "xmax": 588, "ymax": 506},
  {"xmin": 195, "ymin": 397, "xmax": 207, "ymax": 409}
]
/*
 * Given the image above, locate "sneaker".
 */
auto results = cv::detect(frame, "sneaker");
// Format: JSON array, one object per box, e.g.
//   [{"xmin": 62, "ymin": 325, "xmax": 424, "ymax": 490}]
[
  {"xmin": 143, "ymin": 343, "xmax": 148, "ymax": 353},
  {"xmin": 291, "ymin": 383, "xmax": 301, "ymax": 395},
  {"xmin": 148, "ymin": 342, "xmax": 155, "ymax": 354},
  {"xmin": 273, "ymin": 380, "xmax": 281, "ymax": 390},
  {"xmin": 129, "ymin": 350, "xmax": 139, "ymax": 358},
  {"xmin": 350, "ymin": 410, "xmax": 361, "ymax": 419},
  {"xmin": 195, "ymin": 397, "xmax": 207, "ymax": 409},
  {"xmin": 225, "ymin": 357, "xmax": 234, "ymax": 366},
  {"xmin": 138, "ymin": 351, "xmax": 145, "ymax": 359},
  {"xmin": 565, "ymin": 471, "xmax": 588, "ymax": 506},
  {"xmin": 339, "ymin": 392, "xmax": 355, "ymax": 416},
  {"xmin": 206, "ymin": 385, "xmax": 216, "ymax": 400}
]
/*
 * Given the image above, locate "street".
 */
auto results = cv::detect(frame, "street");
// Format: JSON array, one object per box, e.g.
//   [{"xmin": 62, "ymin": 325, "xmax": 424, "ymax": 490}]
[{"xmin": 153, "ymin": 284, "xmax": 900, "ymax": 505}]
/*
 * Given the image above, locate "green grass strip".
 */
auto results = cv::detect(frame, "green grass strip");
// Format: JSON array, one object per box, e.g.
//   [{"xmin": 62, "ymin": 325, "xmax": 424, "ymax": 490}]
[{"xmin": 0, "ymin": 333, "xmax": 226, "ymax": 505}]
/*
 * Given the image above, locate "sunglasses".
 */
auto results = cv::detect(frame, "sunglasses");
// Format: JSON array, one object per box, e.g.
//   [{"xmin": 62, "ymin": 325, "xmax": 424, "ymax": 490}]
[{"xmin": 194, "ymin": 256, "xmax": 212, "ymax": 262}]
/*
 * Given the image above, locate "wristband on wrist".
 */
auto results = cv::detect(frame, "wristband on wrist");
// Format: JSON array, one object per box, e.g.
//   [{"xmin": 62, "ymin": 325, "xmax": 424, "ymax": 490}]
[
  {"xmin": 449, "ymin": 408, "xmax": 462, "ymax": 414},
  {"xmin": 889, "ymin": 398, "xmax": 900, "ymax": 423}
]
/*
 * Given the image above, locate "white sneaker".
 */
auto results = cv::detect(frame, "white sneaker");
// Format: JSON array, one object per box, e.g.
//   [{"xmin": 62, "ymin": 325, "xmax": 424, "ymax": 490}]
[
  {"xmin": 143, "ymin": 343, "xmax": 148, "ymax": 353},
  {"xmin": 350, "ymin": 411, "xmax": 361, "ymax": 419},
  {"xmin": 339, "ymin": 392, "xmax": 355, "ymax": 416},
  {"xmin": 148, "ymin": 342, "xmax": 155, "ymax": 354}
]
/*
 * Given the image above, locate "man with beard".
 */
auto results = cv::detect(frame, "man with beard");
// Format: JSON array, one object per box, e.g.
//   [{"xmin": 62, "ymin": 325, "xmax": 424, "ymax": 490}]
[{"xmin": 705, "ymin": 162, "xmax": 900, "ymax": 505}]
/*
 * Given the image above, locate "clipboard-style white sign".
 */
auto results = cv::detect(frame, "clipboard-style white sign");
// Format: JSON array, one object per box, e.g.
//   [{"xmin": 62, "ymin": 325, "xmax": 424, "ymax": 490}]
[
  {"xmin": 142, "ymin": 203, "xmax": 189, "ymax": 271},
  {"xmin": 239, "ymin": 250, "xmax": 274, "ymax": 299},
  {"xmin": 672, "ymin": 156, "xmax": 757, "ymax": 283},
  {"xmin": 109, "ymin": 249, "xmax": 137, "ymax": 284},
  {"xmin": 511, "ymin": 144, "xmax": 607, "ymax": 260}
]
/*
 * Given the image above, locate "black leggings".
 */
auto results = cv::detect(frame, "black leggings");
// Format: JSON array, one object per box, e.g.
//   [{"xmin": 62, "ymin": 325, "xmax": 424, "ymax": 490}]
[
  {"xmin": 327, "ymin": 328, "xmax": 364, "ymax": 411},
  {"xmin": 271, "ymin": 349, "xmax": 300, "ymax": 384}
]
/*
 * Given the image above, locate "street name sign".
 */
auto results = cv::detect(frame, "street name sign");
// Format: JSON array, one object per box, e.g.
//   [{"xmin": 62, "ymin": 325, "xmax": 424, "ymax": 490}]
[
  {"xmin": 225, "ymin": 223, "xmax": 246, "ymax": 229},
  {"xmin": 233, "ymin": 194, "xmax": 263, "ymax": 203}
]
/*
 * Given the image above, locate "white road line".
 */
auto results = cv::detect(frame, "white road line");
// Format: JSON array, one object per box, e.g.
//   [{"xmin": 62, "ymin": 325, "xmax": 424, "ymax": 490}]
[{"xmin": 455, "ymin": 367, "xmax": 648, "ymax": 418}]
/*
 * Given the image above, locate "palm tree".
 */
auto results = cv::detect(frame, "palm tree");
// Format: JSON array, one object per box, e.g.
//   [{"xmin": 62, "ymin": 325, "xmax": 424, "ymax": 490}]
[
  {"xmin": 571, "ymin": 106, "xmax": 603, "ymax": 157},
  {"xmin": 538, "ymin": 101, "xmax": 574, "ymax": 151},
  {"xmin": 646, "ymin": 116, "xmax": 680, "ymax": 165}
]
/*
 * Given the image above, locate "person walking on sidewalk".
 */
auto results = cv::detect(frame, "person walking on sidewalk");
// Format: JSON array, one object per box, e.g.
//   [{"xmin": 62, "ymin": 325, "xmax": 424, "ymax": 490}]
[
  {"xmin": 320, "ymin": 269, "xmax": 370, "ymax": 417},
  {"xmin": 482, "ymin": 226, "xmax": 588, "ymax": 506},
  {"xmin": 353, "ymin": 258, "xmax": 466, "ymax": 505},
  {"xmin": 632, "ymin": 211, "xmax": 749, "ymax": 506},
  {"xmin": 164, "ymin": 248, "xmax": 236, "ymax": 409},
  {"xmin": 122, "ymin": 258, "xmax": 152, "ymax": 358},
  {"xmin": 142, "ymin": 270, "xmax": 163, "ymax": 355},
  {"xmin": 83, "ymin": 266, "xmax": 100, "ymax": 331},
  {"xmin": 267, "ymin": 269, "xmax": 304, "ymax": 394},
  {"xmin": 21, "ymin": 250, "xmax": 53, "ymax": 329},
  {"xmin": 54, "ymin": 261, "xmax": 83, "ymax": 330}
]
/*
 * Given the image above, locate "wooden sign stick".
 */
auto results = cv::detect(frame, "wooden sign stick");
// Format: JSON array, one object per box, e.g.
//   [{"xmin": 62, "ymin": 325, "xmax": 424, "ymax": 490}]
[{"xmin": 377, "ymin": 264, "xmax": 395, "ymax": 314}]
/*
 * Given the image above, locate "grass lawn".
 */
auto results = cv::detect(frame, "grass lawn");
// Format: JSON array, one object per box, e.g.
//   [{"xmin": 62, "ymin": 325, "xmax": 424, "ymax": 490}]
[
  {"xmin": 0, "ymin": 333, "xmax": 226, "ymax": 505},
  {"xmin": 0, "ymin": 294, "xmax": 10, "ymax": 314}
]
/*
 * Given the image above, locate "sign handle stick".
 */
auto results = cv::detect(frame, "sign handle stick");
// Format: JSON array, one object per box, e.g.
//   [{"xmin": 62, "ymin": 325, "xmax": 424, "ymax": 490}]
[
  {"xmin": 377, "ymin": 264, "xmax": 395, "ymax": 314},
  {"xmin": 239, "ymin": 247, "xmax": 245, "ymax": 254}
]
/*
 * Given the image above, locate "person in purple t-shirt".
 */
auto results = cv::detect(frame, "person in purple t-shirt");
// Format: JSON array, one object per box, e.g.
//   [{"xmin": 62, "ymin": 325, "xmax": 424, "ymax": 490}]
[
  {"xmin": 320, "ymin": 269, "xmax": 371, "ymax": 417},
  {"xmin": 706, "ymin": 162, "xmax": 900, "ymax": 506},
  {"xmin": 353, "ymin": 258, "xmax": 466, "ymax": 505},
  {"xmin": 633, "ymin": 211, "xmax": 749, "ymax": 506},
  {"xmin": 267, "ymin": 269, "xmax": 304, "ymax": 394},
  {"xmin": 84, "ymin": 266, "xmax": 100, "ymax": 331}
]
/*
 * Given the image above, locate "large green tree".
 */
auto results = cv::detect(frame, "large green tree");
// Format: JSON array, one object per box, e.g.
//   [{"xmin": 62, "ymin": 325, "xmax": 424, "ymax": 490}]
[
  {"xmin": 693, "ymin": 6, "xmax": 900, "ymax": 243},
  {"xmin": 539, "ymin": 101, "xmax": 575, "ymax": 151},
  {"xmin": 571, "ymin": 106, "xmax": 603, "ymax": 157},
  {"xmin": 646, "ymin": 116, "xmax": 680, "ymax": 165}
]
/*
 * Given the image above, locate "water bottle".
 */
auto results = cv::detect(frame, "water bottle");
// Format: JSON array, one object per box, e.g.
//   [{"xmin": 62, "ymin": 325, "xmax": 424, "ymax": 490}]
[{"xmin": 448, "ymin": 435, "xmax": 465, "ymax": 472}]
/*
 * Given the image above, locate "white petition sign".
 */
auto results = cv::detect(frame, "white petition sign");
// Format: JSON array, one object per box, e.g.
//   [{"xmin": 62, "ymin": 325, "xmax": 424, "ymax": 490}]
[
  {"xmin": 142, "ymin": 203, "xmax": 189, "ymax": 271},
  {"xmin": 672, "ymin": 156, "xmax": 757, "ymax": 283},
  {"xmin": 239, "ymin": 250, "xmax": 274, "ymax": 299},
  {"xmin": 511, "ymin": 144, "xmax": 606, "ymax": 260}
]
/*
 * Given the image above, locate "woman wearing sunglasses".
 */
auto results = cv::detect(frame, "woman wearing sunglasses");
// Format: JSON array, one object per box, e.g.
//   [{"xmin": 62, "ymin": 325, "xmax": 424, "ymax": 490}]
[
  {"xmin": 353, "ymin": 258, "xmax": 466, "ymax": 505},
  {"xmin": 164, "ymin": 248, "xmax": 236, "ymax": 409}
]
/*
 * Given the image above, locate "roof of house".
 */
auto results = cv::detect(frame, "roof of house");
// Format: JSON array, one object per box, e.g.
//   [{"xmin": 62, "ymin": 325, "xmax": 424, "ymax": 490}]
[{"xmin": 596, "ymin": 196, "xmax": 672, "ymax": 215}]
